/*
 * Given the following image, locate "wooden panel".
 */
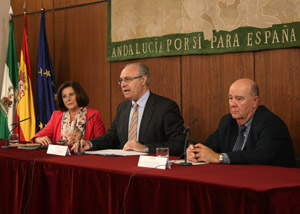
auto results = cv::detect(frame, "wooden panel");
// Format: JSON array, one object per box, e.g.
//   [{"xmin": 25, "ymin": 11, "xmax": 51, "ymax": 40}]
[
  {"xmin": 54, "ymin": 0, "xmax": 105, "ymax": 9},
  {"xmin": 255, "ymin": 48, "xmax": 300, "ymax": 154},
  {"xmin": 54, "ymin": 2, "xmax": 110, "ymax": 129},
  {"xmin": 110, "ymin": 57, "xmax": 181, "ymax": 123},
  {"xmin": 12, "ymin": 17, "xmax": 23, "ymax": 61},
  {"xmin": 12, "ymin": 0, "xmax": 53, "ymax": 15},
  {"xmin": 12, "ymin": 11, "xmax": 54, "ymax": 112},
  {"xmin": 182, "ymin": 52, "xmax": 254, "ymax": 143},
  {"xmin": 11, "ymin": 0, "xmax": 300, "ymax": 157}
]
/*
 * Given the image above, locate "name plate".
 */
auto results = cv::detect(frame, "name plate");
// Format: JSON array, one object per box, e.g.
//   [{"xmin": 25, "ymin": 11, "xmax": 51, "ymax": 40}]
[
  {"xmin": 47, "ymin": 144, "xmax": 71, "ymax": 156},
  {"xmin": 138, "ymin": 155, "xmax": 170, "ymax": 170}
]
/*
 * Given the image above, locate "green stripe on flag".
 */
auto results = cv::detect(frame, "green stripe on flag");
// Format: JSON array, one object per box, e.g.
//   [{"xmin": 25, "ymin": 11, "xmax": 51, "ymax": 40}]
[{"xmin": 0, "ymin": 20, "xmax": 18, "ymax": 139}]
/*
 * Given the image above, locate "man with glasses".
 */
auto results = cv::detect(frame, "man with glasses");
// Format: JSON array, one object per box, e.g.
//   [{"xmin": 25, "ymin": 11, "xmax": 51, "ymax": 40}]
[
  {"xmin": 186, "ymin": 78, "xmax": 295, "ymax": 167},
  {"xmin": 76, "ymin": 62, "xmax": 185, "ymax": 156}
]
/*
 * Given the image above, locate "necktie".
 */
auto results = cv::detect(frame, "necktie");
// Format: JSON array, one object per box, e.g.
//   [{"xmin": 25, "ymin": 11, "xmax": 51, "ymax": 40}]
[
  {"xmin": 128, "ymin": 103, "xmax": 138, "ymax": 141},
  {"xmin": 233, "ymin": 125, "xmax": 247, "ymax": 151}
]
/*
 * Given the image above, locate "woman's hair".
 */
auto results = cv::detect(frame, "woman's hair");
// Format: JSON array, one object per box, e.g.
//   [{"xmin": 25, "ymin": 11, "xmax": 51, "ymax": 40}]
[{"xmin": 55, "ymin": 81, "xmax": 89, "ymax": 111}]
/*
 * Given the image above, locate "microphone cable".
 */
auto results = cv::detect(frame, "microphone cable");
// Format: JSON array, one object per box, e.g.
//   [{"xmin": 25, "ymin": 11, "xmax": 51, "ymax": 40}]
[
  {"xmin": 119, "ymin": 164, "xmax": 166, "ymax": 214},
  {"xmin": 23, "ymin": 156, "xmax": 53, "ymax": 214}
]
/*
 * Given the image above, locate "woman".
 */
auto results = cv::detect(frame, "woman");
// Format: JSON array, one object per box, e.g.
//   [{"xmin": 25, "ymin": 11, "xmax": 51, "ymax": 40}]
[{"xmin": 32, "ymin": 81, "xmax": 106, "ymax": 146}]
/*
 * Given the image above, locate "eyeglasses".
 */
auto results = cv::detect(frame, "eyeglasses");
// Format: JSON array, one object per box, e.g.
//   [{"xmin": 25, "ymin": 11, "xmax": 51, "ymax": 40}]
[{"xmin": 118, "ymin": 75, "xmax": 142, "ymax": 85}]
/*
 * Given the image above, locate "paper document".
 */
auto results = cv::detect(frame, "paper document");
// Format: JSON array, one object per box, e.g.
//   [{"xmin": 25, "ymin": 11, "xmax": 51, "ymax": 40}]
[
  {"xmin": 10, "ymin": 143, "xmax": 41, "ymax": 147},
  {"xmin": 18, "ymin": 146, "xmax": 48, "ymax": 150},
  {"xmin": 85, "ymin": 149, "xmax": 148, "ymax": 156}
]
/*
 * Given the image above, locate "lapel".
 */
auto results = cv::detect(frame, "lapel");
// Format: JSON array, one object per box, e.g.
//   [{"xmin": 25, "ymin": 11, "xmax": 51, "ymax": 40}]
[
  {"xmin": 121, "ymin": 101, "xmax": 132, "ymax": 141},
  {"xmin": 224, "ymin": 118, "xmax": 239, "ymax": 152},
  {"xmin": 242, "ymin": 106, "xmax": 262, "ymax": 149},
  {"xmin": 138, "ymin": 93, "xmax": 156, "ymax": 142}
]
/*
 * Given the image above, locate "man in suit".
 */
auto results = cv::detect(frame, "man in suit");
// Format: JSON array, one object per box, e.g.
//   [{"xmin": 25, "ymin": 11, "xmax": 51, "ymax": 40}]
[
  {"xmin": 77, "ymin": 62, "xmax": 185, "ymax": 156},
  {"xmin": 187, "ymin": 78, "xmax": 296, "ymax": 167}
]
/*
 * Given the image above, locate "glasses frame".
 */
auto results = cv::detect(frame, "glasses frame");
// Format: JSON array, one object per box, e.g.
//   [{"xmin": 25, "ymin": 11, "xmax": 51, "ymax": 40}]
[{"xmin": 118, "ymin": 75, "xmax": 142, "ymax": 85}]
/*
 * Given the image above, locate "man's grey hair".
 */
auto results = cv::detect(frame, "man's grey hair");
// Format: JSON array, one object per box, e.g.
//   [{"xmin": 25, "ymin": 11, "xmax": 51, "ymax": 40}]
[
  {"xmin": 251, "ymin": 83, "xmax": 259, "ymax": 97},
  {"xmin": 125, "ymin": 62, "xmax": 150, "ymax": 86}
]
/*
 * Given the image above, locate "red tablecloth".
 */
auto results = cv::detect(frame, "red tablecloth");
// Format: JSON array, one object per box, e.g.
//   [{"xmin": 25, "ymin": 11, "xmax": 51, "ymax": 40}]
[{"xmin": 1, "ymin": 139, "xmax": 300, "ymax": 214}]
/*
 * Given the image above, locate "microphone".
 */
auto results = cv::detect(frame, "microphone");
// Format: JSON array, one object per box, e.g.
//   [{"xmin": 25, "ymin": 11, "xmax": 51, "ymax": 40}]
[
  {"xmin": 11, "ymin": 117, "xmax": 31, "ymax": 126},
  {"xmin": 81, "ymin": 113, "xmax": 96, "ymax": 128},
  {"xmin": 183, "ymin": 117, "xmax": 198, "ymax": 134},
  {"xmin": 180, "ymin": 117, "xmax": 198, "ymax": 166},
  {"xmin": 1, "ymin": 117, "xmax": 31, "ymax": 149},
  {"xmin": 75, "ymin": 113, "xmax": 96, "ymax": 155}
]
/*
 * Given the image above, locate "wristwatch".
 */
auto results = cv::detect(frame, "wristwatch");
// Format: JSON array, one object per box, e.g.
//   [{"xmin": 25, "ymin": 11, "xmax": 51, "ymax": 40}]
[
  {"xmin": 218, "ymin": 153, "xmax": 224, "ymax": 164},
  {"xmin": 144, "ymin": 145, "xmax": 149, "ymax": 153}
]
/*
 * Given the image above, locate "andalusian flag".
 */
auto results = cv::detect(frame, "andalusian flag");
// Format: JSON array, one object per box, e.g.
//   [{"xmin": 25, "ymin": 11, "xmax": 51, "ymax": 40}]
[
  {"xmin": 0, "ymin": 15, "xmax": 18, "ymax": 139},
  {"xmin": 15, "ymin": 14, "xmax": 36, "ymax": 141},
  {"xmin": 36, "ymin": 9, "xmax": 57, "ymax": 131}
]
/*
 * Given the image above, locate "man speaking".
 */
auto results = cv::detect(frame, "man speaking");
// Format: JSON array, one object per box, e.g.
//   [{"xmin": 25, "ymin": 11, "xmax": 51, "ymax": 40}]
[{"xmin": 75, "ymin": 63, "xmax": 185, "ymax": 156}]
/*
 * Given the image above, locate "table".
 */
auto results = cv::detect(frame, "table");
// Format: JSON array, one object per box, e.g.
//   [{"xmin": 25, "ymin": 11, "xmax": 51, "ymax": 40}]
[{"xmin": 1, "ymin": 139, "xmax": 300, "ymax": 214}]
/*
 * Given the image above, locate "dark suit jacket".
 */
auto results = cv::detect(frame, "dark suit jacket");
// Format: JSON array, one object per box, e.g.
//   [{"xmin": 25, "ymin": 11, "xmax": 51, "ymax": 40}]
[
  {"xmin": 90, "ymin": 92, "xmax": 185, "ymax": 156},
  {"xmin": 203, "ymin": 105, "xmax": 296, "ymax": 167}
]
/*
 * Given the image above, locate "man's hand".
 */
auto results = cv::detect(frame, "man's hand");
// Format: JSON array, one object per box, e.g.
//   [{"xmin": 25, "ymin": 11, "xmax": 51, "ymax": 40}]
[
  {"xmin": 71, "ymin": 140, "xmax": 91, "ymax": 152},
  {"xmin": 187, "ymin": 143, "xmax": 219, "ymax": 163},
  {"xmin": 123, "ymin": 140, "xmax": 146, "ymax": 152}
]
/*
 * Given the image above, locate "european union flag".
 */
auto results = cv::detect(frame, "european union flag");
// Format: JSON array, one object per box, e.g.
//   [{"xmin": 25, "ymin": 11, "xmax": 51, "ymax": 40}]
[{"xmin": 36, "ymin": 9, "xmax": 57, "ymax": 131}]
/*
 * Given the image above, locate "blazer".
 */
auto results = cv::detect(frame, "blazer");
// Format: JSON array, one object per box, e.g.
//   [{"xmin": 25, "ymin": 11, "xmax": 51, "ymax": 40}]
[
  {"xmin": 32, "ymin": 108, "xmax": 106, "ymax": 144},
  {"xmin": 203, "ymin": 105, "xmax": 296, "ymax": 167},
  {"xmin": 90, "ymin": 92, "xmax": 185, "ymax": 156}
]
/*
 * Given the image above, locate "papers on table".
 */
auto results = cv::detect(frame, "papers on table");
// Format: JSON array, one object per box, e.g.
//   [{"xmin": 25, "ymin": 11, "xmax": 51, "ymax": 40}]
[
  {"xmin": 170, "ymin": 159, "xmax": 208, "ymax": 165},
  {"xmin": 9, "ymin": 143, "xmax": 48, "ymax": 150},
  {"xmin": 18, "ymin": 146, "xmax": 48, "ymax": 150},
  {"xmin": 9, "ymin": 143, "xmax": 41, "ymax": 147},
  {"xmin": 85, "ymin": 149, "xmax": 148, "ymax": 156}
]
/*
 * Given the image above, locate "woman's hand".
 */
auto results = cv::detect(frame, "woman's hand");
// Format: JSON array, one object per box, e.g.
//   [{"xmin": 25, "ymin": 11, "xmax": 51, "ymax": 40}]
[{"xmin": 34, "ymin": 136, "xmax": 52, "ymax": 146}]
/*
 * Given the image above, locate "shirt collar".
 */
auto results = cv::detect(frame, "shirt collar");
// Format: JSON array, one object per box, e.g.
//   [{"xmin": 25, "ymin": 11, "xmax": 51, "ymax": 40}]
[
  {"xmin": 242, "ymin": 115, "xmax": 254, "ymax": 128},
  {"xmin": 131, "ymin": 89, "xmax": 150, "ymax": 108}
]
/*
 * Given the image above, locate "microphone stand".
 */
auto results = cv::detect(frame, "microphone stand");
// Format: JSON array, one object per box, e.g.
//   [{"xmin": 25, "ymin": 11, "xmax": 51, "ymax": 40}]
[
  {"xmin": 1, "ymin": 124, "xmax": 18, "ymax": 149},
  {"xmin": 74, "ymin": 113, "xmax": 95, "ymax": 155},
  {"xmin": 74, "ymin": 124, "xmax": 86, "ymax": 155},
  {"xmin": 180, "ymin": 117, "xmax": 198, "ymax": 166},
  {"xmin": 179, "ymin": 127, "xmax": 192, "ymax": 166},
  {"xmin": 1, "ymin": 117, "xmax": 31, "ymax": 148},
  {"xmin": 1, "ymin": 117, "xmax": 31, "ymax": 149}
]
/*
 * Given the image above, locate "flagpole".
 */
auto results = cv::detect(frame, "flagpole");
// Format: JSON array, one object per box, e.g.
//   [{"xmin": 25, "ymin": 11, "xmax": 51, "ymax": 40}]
[
  {"xmin": 0, "ymin": 5, "xmax": 18, "ymax": 142},
  {"xmin": 9, "ymin": 5, "xmax": 13, "ymax": 20},
  {"xmin": 23, "ymin": 1, "xmax": 26, "ymax": 14},
  {"xmin": 1, "ymin": 5, "xmax": 14, "ymax": 147},
  {"xmin": 36, "ymin": 1, "xmax": 57, "ymax": 134},
  {"xmin": 16, "ymin": 0, "xmax": 37, "ymax": 141}
]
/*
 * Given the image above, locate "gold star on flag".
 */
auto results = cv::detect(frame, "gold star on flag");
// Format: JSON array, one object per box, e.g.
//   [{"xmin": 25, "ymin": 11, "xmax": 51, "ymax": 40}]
[
  {"xmin": 38, "ymin": 68, "xmax": 43, "ymax": 77},
  {"xmin": 39, "ymin": 122, "xmax": 44, "ymax": 130},
  {"xmin": 44, "ymin": 69, "xmax": 51, "ymax": 78}
]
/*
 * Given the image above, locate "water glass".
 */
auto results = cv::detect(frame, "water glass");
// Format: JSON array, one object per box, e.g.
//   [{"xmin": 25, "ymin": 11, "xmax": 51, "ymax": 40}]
[
  {"xmin": 57, "ymin": 139, "xmax": 68, "ymax": 146},
  {"xmin": 9, "ymin": 134, "xmax": 19, "ymax": 144},
  {"xmin": 156, "ymin": 147, "xmax": 169, "ymax": 158}
]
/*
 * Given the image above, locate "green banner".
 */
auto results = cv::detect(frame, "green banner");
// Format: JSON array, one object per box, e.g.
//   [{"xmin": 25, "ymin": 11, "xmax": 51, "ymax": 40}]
[{"xmin": 107, "ymin": 0, "xmax": 300, "ymax": 62}]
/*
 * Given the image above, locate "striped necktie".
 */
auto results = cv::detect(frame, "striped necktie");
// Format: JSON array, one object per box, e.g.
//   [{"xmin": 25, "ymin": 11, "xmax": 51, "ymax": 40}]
[
  {"xmin": 128, "ymin": 103, "xmax": 138, "ymax": 141},
  {"xmin": 233, "ymin": 125, "xmax": 247, "ymax": 151}
]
